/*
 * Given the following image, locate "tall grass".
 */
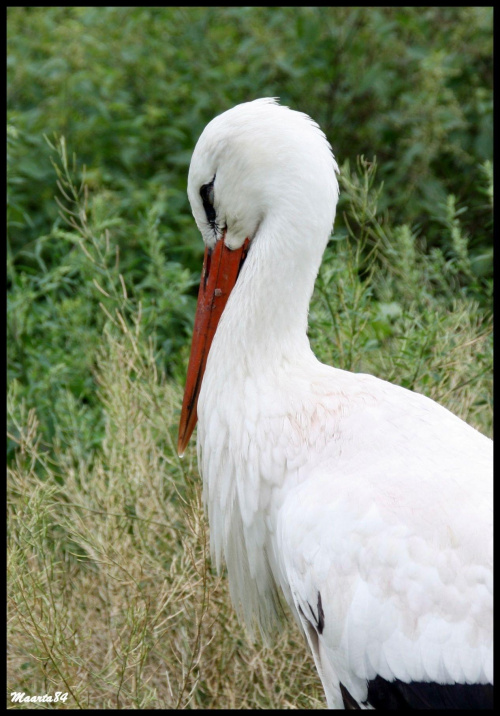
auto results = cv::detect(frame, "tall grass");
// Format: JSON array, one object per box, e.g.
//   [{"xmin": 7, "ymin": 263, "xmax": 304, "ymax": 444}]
[
  {"xmin": 7, "ymin": 139, "xmax": 492, "ymax": 707},
  {"xmin": 8, "ymin": 319, "xmax": 324, "ymax": 709},
  {"xmin": 8, "ymin": 141, "xmax": 326, "ymax": 708}
]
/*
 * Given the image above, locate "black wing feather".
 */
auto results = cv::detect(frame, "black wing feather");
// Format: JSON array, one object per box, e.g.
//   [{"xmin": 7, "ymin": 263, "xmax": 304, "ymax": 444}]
[{"xmin": 364, "ymin": 676, "xmax": 493, "ymax": 710}]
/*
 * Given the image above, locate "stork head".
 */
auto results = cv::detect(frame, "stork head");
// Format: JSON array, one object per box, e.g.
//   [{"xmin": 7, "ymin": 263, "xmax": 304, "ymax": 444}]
[
  {"xmin": 187, "ymin": 97, "xmax": 339, "ymax": 252},
  {"xmin": 178, "ymin": 99, "xmax": 339, "ymax": 455}
]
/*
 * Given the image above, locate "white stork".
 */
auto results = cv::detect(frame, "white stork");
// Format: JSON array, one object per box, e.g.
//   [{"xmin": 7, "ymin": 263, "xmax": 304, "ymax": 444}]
[{"xmin": 177, "ymin": 98, "xmax": 493, "ymax": 709}]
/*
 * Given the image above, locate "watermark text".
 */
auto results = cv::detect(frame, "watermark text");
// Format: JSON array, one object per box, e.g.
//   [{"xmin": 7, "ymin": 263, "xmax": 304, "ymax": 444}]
[{"xmin": 11, "ymin": 692, "xmax": 69, "ymax": 704}]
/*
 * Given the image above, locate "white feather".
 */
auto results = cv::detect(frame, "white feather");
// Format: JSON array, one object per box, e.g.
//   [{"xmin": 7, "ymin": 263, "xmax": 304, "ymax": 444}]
[{"xmin": 187, "ymin": 99, "xmax": 493, "ymax": 708}]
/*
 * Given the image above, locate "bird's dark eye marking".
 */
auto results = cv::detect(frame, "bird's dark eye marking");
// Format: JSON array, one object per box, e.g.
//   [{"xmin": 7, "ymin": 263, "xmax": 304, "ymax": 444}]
[{"xmin": 200, "ymin": 175, "xmax": 216, "ymax": 225}]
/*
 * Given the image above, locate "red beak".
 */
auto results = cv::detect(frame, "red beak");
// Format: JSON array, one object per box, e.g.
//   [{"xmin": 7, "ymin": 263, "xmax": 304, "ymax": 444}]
[{"xmin": 177, "ymin": 236, "xmax": 250, "ymax": 456}]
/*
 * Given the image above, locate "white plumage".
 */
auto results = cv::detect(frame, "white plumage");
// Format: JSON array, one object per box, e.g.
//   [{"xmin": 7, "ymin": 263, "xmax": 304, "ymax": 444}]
[{"xmin": 178, "ymin": 98, "xmax": 493, "ymax": 709}]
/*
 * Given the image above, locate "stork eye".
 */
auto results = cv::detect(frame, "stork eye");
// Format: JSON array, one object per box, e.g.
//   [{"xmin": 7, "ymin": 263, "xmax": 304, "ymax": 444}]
[{"xmin": 200, "ymin": 175, "xmax": 216, "ymax": 225}]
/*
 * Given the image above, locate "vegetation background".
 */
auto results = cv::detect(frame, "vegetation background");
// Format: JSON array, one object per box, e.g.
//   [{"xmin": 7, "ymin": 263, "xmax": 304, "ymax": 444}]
[{"xmin": 7, "ymin": 7, "xmax": 492, "ymax": 709}]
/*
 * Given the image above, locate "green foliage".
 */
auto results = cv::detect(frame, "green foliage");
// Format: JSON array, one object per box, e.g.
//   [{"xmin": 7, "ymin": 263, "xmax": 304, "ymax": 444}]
[
  {"xmin": 7, "ymin": 6, "xmax": 493, "ymax": 460},
  {"xmin": 309, "ymin": 157, "xmax": 492, "ymax": 437},
  {"xmin": 8, "ymin": 137, "xmax": 195, "ymax": 462},
  {"xmin": 8, "ymin": 7, "xmax": 492, "ymax": 260}
]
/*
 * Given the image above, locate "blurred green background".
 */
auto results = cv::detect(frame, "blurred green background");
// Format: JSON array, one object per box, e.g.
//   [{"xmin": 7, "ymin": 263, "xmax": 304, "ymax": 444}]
[{"xmin": 7, "ymin": 6, "xmax": 493, "ymax": 460}]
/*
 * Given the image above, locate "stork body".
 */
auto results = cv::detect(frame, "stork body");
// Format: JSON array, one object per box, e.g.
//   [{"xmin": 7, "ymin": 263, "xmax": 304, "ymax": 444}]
[{"xmin": 178, "ymin": 99, "xmax": 493, "ymax": 709}]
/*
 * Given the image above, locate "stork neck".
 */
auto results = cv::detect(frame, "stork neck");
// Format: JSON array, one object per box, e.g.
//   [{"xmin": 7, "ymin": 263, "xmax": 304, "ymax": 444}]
[{"xmin": 215, "ymin": 214, "xmax": 327, "ymax": 369}]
